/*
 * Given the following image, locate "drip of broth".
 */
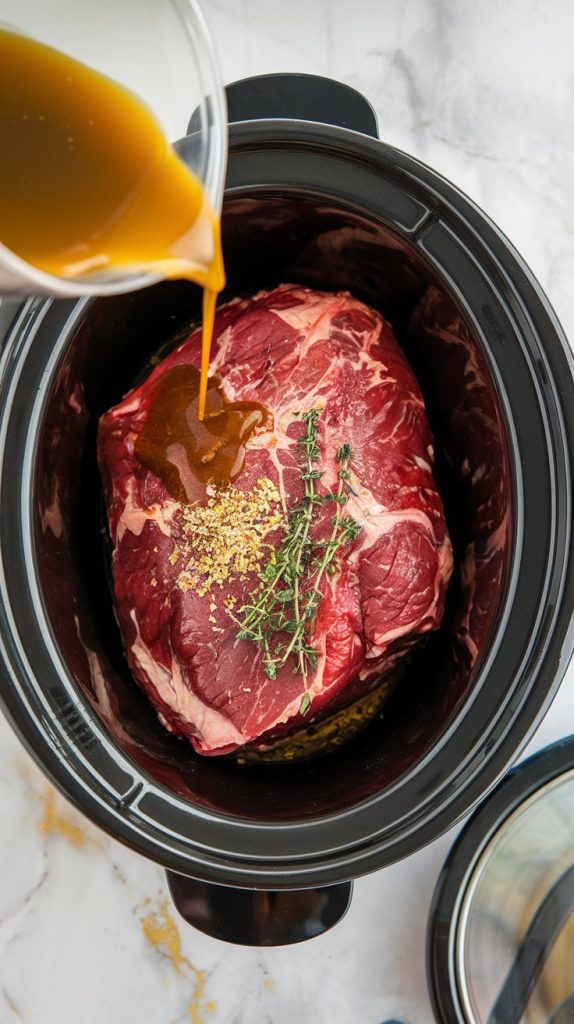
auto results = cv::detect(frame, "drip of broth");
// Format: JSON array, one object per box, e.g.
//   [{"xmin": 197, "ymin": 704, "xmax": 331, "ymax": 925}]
[
  {"xmin": 135, "ymin": 365, "xmax": 270, "ymax": 502},
  {"xmin": 0, "ymin": 28, "xmax": 224, "ymax": 419}
]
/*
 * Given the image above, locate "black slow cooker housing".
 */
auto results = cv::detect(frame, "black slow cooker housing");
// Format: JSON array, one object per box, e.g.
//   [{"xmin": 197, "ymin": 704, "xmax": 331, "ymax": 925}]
[{"xmin": 0, "ymin": 76, "xmax": 573, "ymax": 942}]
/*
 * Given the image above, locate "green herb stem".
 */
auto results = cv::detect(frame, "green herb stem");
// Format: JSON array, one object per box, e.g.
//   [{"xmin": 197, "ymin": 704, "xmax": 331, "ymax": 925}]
[{"xmin": 235, "ymin": 409, "xmax": 361, "ymax": 710}]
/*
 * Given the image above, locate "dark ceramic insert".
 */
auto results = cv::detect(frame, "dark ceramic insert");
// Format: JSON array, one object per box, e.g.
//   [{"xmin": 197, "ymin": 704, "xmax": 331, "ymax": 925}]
[{"xmin": 33, "ymin": 196, "xmax": 511, "ymax": 818}]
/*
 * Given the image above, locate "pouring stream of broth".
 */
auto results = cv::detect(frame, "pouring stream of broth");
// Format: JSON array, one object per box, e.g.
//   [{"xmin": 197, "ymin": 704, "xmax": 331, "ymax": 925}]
[{"xmin": 0, "ymin": 27, "xmax": 224, "ymax": 420}]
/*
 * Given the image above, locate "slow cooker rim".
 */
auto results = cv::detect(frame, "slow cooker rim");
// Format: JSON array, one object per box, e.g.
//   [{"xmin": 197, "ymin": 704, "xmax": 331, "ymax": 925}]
[{"xmin": 0, "ymin": 121, "xmax": 573, "ymax": 886}]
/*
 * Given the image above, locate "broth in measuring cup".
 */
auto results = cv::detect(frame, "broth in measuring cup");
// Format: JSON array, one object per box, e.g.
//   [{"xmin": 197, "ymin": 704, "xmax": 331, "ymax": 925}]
[{"xmin": 0, "ymin": 27, "xmax": 224, "ymax": 418}]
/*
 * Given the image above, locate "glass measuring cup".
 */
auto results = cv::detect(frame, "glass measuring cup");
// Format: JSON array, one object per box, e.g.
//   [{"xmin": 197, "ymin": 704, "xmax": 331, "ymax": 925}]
[{"xmin": 0, "ymin": 0, "xmax": 227, "ymax": 297}]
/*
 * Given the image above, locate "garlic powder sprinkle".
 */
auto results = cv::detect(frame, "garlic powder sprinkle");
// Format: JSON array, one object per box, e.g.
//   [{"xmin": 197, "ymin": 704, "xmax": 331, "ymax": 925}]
[{"xmin": 175, "ymin": 478, "xmax": 283, "ymax": 597}]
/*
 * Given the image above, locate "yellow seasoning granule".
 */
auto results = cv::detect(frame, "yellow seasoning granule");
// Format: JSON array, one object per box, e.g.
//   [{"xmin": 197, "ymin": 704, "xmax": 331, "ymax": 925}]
[{"xmin": 175, "ymin": 478, "xmax": 283, "ymax": 597}]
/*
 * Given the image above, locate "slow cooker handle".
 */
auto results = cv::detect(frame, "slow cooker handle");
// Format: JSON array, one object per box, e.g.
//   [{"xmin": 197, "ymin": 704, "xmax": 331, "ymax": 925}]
[
  {"xmin": 189, "ymin": 73, "xmax": 379, "ymax": 138},
  {"xmin": 165, "ymin": 871, "xmax": 353, "ymax": 946}
]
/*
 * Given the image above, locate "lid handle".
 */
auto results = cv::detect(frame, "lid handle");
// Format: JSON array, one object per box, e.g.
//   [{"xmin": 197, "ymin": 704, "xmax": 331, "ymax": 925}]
[{"xmin": 488, "ymin": 862, "xmax": 574, "ymax": 1024}]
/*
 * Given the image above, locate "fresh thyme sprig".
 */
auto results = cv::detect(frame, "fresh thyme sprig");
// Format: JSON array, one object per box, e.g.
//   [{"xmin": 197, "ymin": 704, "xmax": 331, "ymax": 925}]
[{"xmin": 235, "ymin": 409, "xmax": 361, "ymax": 713}]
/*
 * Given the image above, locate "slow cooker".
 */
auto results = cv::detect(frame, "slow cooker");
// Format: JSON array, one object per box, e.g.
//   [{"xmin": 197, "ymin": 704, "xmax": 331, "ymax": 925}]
[{"xmin": 1, "ymin": 74, "xmax": 573, "ymax": 946}]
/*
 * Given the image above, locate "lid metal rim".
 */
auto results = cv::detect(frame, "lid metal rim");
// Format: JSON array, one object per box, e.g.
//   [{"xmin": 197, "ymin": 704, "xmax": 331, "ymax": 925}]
[{"xmin": 427, "ymin": 735, "xmax": 574, "ymax": 1024}]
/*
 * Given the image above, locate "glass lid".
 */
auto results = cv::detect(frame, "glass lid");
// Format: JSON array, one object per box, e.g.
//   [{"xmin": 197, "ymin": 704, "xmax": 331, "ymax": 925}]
[{"xmin": 428, "ymin": 736, "xmax": 574, "ymax": 1024}]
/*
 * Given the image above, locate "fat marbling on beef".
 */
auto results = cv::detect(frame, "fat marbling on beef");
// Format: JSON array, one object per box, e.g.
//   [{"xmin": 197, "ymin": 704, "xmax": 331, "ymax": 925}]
[{"xmin": 98, "ymin": 284, "xmax": 452, "ymax": 755}]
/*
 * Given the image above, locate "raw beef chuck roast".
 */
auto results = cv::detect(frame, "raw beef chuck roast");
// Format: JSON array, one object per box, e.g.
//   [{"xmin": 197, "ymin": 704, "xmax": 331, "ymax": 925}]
[{"xmin": 98, "ymin": 284, "xmax": 452, "ymax": 755}]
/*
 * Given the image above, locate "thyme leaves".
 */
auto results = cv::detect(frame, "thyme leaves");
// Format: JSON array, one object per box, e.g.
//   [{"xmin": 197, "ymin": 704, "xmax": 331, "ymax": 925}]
[{"xmin": 235, "ymin": 408, "xmax": 361, "ymax": 711}]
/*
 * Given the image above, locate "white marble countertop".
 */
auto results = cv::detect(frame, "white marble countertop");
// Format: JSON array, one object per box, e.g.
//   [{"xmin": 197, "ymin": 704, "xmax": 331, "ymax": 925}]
[{"xmin": 1, "ymin": 1, "xmax": 574, "ymax": 1021}]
